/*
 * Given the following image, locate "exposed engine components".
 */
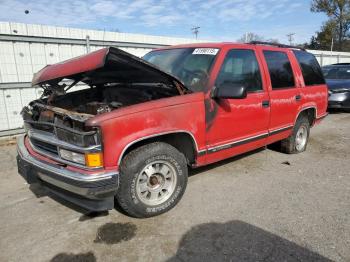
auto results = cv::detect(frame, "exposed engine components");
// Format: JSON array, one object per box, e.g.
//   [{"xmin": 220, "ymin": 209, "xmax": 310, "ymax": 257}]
[
  {"xmin": 38, "ymin": 85, "xmax": 176, "ymax": 116},
  {"xmin": 38, "ymin": 110, "xmax": 55, "ymax": 122},
  {"xmin": 84, "ymin": 101, "xmax": 124, "ymax": 115},
  {"xmin": 96, "ymin": 104, "xmax": 111, "ymax": 115}
]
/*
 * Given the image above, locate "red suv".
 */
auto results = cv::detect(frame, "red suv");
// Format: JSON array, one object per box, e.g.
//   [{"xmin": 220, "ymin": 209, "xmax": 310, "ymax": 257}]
[{"xmin": 17, "ymin": 42, "xmax": 328, "ymax": 217}]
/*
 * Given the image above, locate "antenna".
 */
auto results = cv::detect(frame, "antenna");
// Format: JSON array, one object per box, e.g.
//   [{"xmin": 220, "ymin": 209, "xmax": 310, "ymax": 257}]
[
  {"xmin": 191, "ymin": 26, "xmax": 200, "ymax": 39},
  {"xmin": 286, "ymin": 33, "xmax": 295, "ymax": 45}
]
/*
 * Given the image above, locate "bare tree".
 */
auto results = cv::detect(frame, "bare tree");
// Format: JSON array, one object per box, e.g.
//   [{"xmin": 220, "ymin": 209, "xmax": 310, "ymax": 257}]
[
  {"xmin": 237, "ymin": 33, "xmax": 280, "ymax": 44},
  {"xmin": 237, "ymin": 33, "xmax": 264, "ymax": 43},
  {"xmin": 266, "ymin": 38, "xmax": 280, "ymax": 44}
]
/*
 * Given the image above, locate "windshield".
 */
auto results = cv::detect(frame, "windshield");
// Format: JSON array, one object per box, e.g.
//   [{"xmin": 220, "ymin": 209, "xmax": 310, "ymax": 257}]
[
  {"xmin": 322, "ymin": 66, "xmax": 350, "ymax": 80},
  {"xmin": 143, "ymin": 48, "xmax": 219, "ymax": 92}
]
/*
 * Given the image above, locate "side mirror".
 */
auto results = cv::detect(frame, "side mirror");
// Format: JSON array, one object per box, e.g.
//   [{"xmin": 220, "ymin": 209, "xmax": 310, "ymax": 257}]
[{"xmin": 212, "ymin": 82, "xmax": 248, "ymax": 99}]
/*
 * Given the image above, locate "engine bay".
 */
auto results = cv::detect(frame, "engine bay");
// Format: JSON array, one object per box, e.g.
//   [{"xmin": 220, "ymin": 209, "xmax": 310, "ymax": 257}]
[
  {"xmin": 21, "ymin": 82, "xmax": 179, "ymax": 138},
  {"xmin": 45, "ymin": 83, "xmax": 178, "ymax": 115}
]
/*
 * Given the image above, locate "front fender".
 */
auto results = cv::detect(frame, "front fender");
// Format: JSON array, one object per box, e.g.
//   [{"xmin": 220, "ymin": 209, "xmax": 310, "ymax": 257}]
[{"xmin": 94, "ymin": 94, "xmax": 206, "ymax": 170}]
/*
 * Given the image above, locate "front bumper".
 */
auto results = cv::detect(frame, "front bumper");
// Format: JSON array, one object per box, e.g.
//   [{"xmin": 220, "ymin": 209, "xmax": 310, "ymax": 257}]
[
  {"xmin": 16, "ymin": 135, "xmax": 119, "ymax": 211},
  {"xmin": 328, "ymin": 92, "xmax": 350, "ymax": 109}
]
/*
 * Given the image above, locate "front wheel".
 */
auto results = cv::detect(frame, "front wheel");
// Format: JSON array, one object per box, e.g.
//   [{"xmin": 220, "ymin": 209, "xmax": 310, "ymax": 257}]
[
  {"xmin": 281, "ymin": 116, "xmax": 310, "ymax": 154},
  {"xmin": 116, "ymin": 142, "xmax": 188, "ymax": 218}
]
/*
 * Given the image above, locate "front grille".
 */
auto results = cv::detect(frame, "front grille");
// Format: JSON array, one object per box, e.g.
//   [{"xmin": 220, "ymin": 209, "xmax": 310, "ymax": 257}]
[
  {"xmin": 29, "ymin": 122, "xmax": 55, "ymax": 133},
  {"xmin": 30, "ymin": 138, "xmax": 59, "ymax": 156}
]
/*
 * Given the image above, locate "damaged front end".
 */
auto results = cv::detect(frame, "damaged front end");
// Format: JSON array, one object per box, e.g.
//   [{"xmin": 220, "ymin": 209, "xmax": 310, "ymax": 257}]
[
  {"xmin": 17, "ymin": 96, "xmax": 115, "ymax": 211},
  {"xmin": 21, "ymin": 47, "xmax": 188, "ymax": 169},
  {"xmin": 16, "ymin": 47, "xmax": 188, "ymax": 211},
  {"xmin": 21, "ymin": 101, "xmax": 103, "ymax": 168}
]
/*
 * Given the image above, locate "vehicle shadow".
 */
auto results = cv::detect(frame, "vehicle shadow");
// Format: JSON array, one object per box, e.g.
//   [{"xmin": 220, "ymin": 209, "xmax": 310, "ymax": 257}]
[
  {"xmin": 29, "ymin": 147, "xmax": 279, "ymax": 217},
  {"xmin": 50, "ymin": 251, "xmax": 96, "ymax": 262},
  {"xmin": 29, "ymin": 183, "xmax": 94, "ymax": 216},
  {"xmin": 167, "ymin": 220, "xmax": 332, "ymax": 262},
  {"xmin": 328, "ymin": 109, "xmax": 350, "ymax": 114}
]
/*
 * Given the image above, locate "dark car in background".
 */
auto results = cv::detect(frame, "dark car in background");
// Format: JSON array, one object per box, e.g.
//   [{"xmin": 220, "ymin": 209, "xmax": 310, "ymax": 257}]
[{"xmin": 323, "ymin": 63, "xmax": 350, "ymax": 111}]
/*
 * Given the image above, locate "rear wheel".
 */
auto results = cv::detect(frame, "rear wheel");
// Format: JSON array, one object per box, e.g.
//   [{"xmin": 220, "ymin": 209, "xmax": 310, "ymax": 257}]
[
  {"xmin": 281, "ymin": 116, "xmax": 310, "ymax": 154},
  {"xmin": 116, "ymin": 142, "xmax": 188, "ymax": 218}
]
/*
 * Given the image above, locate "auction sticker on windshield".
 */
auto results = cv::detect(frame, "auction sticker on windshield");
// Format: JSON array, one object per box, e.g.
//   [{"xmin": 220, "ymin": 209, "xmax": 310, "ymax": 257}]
[{"xmin": 192, "ymin": 48, "xmax": 219, "ymax": 55}]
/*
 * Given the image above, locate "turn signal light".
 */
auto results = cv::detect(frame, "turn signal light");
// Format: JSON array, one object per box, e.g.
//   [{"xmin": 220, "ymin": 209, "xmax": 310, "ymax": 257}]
[{"xmin": 85, "ymin": 152, "xmax": 103, "ymax": 168}]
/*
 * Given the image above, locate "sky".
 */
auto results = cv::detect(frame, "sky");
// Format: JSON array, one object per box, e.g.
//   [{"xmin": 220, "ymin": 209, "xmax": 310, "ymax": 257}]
[{"xmin": 0, "ymin": 0, "xmax": 327, "ymax": 44}]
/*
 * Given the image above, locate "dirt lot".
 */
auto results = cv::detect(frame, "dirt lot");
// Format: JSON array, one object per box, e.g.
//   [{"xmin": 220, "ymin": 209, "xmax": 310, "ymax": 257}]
[{"xmin": 0, "ymin": 113, "xmax": 349, "ymax": 262}]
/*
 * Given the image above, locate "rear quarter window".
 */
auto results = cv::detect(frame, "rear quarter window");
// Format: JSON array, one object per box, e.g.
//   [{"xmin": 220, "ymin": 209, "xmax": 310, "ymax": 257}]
[
  {"xmin": 293, "ymin": 50, "xmax": 325, "ymax": 85},
  {"xmin": 263, "ymin": 51, "xmax": 295, "ymax": 89}
]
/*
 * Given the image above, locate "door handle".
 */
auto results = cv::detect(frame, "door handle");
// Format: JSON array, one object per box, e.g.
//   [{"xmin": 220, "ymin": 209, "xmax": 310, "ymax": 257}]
[
  {"xmin": 295, "ymin": 95, "xmax": 302, "ymax": 101},
  {"xmin": 262, "ymin": 100, "xmax": 270, "ymax": 108}
]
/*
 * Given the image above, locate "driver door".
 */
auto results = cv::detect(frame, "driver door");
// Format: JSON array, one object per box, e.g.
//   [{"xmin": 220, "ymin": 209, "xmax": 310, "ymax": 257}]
[{"xmin": 205, "ymin": 48, "xmax": 270, "ymax": 163}]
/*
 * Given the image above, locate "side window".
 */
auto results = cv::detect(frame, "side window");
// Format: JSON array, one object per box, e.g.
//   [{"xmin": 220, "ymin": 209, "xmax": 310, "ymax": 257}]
[
  {"xmin": 263, "ymin": 51, "xmax": 295, "ymax": 89},
  {"xmin": 216, "ymin": 49, "xmax": 263, "ymax": 92},
  {"xmin": 293, "ymin": 50, "xmax": 326, "ymax": 85}
]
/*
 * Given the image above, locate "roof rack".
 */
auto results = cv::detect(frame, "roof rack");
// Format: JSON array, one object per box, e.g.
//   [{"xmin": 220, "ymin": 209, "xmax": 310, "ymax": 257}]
[{"xmin": 249, "ymin": 41, "xmax": 306, "ymax": 51}]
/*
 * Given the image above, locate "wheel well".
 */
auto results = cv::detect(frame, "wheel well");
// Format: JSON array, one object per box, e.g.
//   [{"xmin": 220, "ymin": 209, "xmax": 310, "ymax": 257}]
[
  {"xmin": 298, "ymin": 108, "xmax": 316, "ymax": 126},
  {"xmin": 121, "ymin": 133, "xmax": 197, "ymax": 165}
]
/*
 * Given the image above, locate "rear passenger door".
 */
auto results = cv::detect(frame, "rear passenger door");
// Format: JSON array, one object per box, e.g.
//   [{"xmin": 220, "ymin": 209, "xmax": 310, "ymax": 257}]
[{"xmin": 259, "ymin": 49, "xmax": 300, "ymax": 141}]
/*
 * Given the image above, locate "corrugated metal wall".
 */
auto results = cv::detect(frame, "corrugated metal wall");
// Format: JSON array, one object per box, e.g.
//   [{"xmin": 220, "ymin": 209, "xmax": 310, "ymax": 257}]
[
  {"xmin": 1, "ymin": 22, "xmax": 350, "ymax": 135},
  {"xmin": 309, "ymin": 50, "xmax": 350, "ymax": 66}
]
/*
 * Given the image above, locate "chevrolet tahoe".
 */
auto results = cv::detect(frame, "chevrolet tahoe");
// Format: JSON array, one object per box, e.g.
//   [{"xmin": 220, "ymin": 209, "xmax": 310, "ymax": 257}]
[{"xmin": 16, "ymin": 42, "xmax": 328, "ymax": 218}]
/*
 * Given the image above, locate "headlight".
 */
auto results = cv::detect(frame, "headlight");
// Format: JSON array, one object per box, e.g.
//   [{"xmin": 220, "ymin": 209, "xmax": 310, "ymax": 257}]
[
  {"xmin": 56, "ymin": 127, "xmax": 100, "ymax": 147},
  {"xmin": 59, "ymin": 149, "xmax": 86, "ymax": 165},
  {"xmin": 59, "ymin": 149, "xmax": 104, "ymax": 168}
]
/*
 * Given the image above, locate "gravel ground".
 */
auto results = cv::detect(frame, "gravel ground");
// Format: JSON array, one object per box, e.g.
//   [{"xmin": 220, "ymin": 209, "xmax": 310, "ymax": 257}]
[{"xmin": 0, "ymin": 113, "xmax": 349, "ymax": 262}]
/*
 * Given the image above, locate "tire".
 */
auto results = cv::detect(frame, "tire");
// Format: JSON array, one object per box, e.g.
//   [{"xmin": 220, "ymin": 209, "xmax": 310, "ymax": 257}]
[
  {"xmin": 116, "ymin": 142, "xmax": 188, "ymax": 218},
  {"xmin": 281, "ymin": 116, "xmax": 310, "ymax": 154}
]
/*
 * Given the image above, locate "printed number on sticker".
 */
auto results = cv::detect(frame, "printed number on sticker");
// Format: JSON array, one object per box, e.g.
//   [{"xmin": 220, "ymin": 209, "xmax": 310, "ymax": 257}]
[{"xmin": 192, "ymin": 48, "xmax": 219, "ymax": 55}]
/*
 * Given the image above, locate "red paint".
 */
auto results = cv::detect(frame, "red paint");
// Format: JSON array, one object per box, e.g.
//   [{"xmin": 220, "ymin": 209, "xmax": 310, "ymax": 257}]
[
  {"xmin": 32, "ymin": 48, "xmax": 108, "ymax": 85},
  {"xmin": 30, "ymin": 43, "xmax": 328, "ymax": 173}
]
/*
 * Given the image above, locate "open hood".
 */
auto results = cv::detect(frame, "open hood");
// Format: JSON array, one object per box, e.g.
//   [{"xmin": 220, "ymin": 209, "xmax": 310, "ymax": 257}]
[{"xmin": 32, "ymin": 47, "xmax": 187, "ymax": 93}]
